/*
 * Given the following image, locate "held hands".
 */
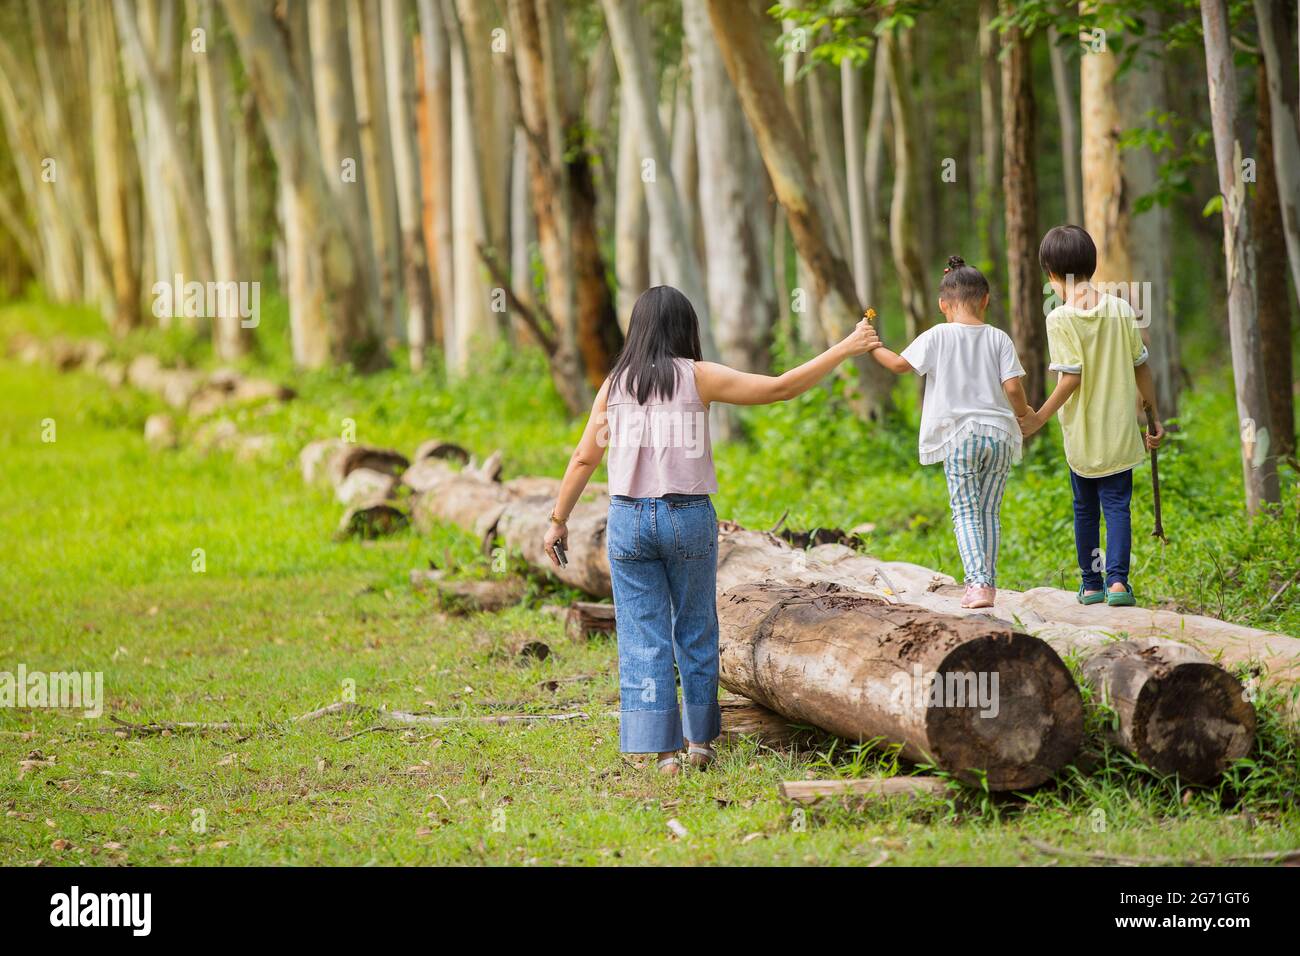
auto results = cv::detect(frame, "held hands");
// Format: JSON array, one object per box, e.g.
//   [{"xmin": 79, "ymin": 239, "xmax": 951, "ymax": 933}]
[
  {"xmin": 841, "ymin": 314, "xmax": 882, "ymax": 356},
  {"xmin": 543, "ymin": 520, "xmax": 568, "ymax": 567},
  {"xmin": 1018, "ymin": 408, "xmax": 1044, "ymax": 438}
]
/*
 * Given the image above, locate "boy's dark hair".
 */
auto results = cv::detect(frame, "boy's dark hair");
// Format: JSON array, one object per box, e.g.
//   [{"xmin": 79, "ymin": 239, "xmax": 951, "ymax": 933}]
[
  {"xmin": 1038, "ymin": 224, "xmax": 1097, "ymax": 279},
  {"xmin": 938, "ymin": 255, "xmax": 990, "ymax": 304}
]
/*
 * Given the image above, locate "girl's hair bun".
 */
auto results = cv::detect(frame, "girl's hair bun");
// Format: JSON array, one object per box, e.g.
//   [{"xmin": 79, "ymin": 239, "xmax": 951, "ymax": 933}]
[{"xmin": 946, "ymin": 255, "xmax": 966, "ymax": 272}]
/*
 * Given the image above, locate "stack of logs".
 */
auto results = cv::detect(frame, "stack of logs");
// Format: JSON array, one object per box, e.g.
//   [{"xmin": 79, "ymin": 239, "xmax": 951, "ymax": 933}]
[{"xmin": 301, "ymin": 439, "xmax": 1298, "ymax": 790}]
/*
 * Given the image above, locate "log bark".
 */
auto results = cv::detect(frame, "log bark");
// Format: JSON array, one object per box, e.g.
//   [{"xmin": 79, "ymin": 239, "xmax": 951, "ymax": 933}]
[{"xmin": 717, "ymin": 582, "xmax": 1084, "ymax": 790}]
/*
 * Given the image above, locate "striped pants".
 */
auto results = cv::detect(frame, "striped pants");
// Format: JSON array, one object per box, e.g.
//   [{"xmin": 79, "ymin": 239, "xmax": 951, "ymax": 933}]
[{"xmin": 941, "ymin": 434, "xmax": 1014, "ymax": 587}]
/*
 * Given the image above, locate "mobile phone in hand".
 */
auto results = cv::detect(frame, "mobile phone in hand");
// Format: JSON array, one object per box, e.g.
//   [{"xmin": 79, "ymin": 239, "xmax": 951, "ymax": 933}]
[{"xmin": 553, "ymin": 540, "xmax": 568, "ymax": 567}]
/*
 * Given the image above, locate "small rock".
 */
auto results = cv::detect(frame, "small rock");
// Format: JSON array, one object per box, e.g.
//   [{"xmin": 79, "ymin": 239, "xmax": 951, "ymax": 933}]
[{"xmin": 144, "ymin": 413, "xmax": 178, "ymax": 450}]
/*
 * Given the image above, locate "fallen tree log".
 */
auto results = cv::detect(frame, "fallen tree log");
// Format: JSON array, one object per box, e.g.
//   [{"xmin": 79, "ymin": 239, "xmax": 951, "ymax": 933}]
[
  {"xmin": 565, "ymin": 601, "xmax": 617, "ymax": 640},
  {"xmin": 1078, "ymin": 637, "xmax": 1255, "ymax": 783},
  {"xmin": 300, "ymin": 446, "xmax": 1291, "ymax": 777},
  {"xmin": 717, "ymin": 582, "xmax": 1085, "ymax": 790}
]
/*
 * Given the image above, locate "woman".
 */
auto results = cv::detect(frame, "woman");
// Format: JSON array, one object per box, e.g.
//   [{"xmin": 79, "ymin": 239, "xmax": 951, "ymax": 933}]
[{"xmin": 543, "ymin": 286, "xmax": 878, "ymax": 775}]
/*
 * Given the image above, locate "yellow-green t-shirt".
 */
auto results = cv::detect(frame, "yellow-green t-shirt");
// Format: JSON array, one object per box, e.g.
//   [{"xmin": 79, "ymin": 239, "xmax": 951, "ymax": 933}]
[{"xmin": 1045, "ymin": 293, "xmax": 1148, "ymax": 478}]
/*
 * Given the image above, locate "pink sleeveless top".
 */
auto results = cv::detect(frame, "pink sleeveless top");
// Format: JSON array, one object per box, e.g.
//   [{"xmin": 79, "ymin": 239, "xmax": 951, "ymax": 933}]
[{"xmin": 605, "ymin": 357, "xmax": 717, "ymax": 497}]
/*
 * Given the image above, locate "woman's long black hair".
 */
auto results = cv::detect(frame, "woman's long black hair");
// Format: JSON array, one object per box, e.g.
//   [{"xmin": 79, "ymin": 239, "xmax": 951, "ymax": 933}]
[{"xmin": 606, "ymin": 286, "xmax": 703, "ymax": 403}]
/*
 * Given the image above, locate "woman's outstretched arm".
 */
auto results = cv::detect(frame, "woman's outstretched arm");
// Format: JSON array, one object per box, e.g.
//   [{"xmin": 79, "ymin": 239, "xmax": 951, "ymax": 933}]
[
  {"xmin": 543, "ymin": 379, "xmax": 610, "ymax": 564},
  {"xmin": 694, "ymin": 317, "xmax": 879, "ymax": 405}
]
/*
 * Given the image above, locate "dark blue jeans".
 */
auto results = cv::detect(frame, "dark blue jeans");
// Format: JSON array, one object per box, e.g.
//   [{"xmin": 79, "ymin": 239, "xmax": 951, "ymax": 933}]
[{"xmin": 1069, "ymin": 469, "xmax": 1133, "ymax": 590}]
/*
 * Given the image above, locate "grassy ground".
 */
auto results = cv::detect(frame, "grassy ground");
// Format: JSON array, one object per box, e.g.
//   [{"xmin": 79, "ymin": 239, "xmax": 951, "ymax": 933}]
[{"xmin": 1, "ymin": 298, "xmax": 1298, "ymax": 866}]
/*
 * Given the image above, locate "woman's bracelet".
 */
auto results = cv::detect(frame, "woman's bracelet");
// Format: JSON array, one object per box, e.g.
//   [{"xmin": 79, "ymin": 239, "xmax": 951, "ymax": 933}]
[{"xmin": 549, "ymin": 512, "xmax": 567, "ymax": 525}]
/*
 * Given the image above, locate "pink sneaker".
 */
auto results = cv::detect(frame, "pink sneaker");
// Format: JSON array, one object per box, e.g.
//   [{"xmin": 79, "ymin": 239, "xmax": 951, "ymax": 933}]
[{"xmin": 962, "ymin": 585, "xmax": 996, "ymax": 609}]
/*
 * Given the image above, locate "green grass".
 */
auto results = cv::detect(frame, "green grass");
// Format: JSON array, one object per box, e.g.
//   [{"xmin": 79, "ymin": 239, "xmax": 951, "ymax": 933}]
[{"xmin": 1, "ymin": 298, "xmax": 1297, "ymax": 866}]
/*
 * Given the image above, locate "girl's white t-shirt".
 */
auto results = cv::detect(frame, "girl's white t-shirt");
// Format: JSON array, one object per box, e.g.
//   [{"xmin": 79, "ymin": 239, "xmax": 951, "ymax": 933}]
[{"xmin": 899, "ymin": 322, "xmax": 1026, "ymax": 465}]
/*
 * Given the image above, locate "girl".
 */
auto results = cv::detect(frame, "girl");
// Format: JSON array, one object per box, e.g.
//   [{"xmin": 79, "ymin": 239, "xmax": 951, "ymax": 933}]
[
  {"xmin": 542, "ymin": 286, "xmax": 878, "ymax": 775},
  {"xmin": 867, "ymin": 256, "xmax": 1031, "ymax": 608}
]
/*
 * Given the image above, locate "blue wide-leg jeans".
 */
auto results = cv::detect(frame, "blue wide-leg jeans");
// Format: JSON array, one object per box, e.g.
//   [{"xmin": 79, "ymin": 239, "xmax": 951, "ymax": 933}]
[{"xmin": 606, "ymin": 494, "xmax": 721, "ymax": 753}]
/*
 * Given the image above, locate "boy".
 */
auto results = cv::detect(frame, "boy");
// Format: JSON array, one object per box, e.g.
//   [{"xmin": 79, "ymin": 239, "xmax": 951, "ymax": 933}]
[{"xmin": 1019, "ymin": 225, "xmax": 1164, "ymax": 607}]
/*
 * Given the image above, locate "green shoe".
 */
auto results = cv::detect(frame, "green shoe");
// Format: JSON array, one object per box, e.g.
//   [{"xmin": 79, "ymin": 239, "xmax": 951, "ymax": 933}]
[
  {"xmin": 1077, "ymin": 585, "xmax": 1106, "ymax": 605},
  {"xmin": 1107, "ymin": 584, "xmax": 1136, "ymax": 607}
]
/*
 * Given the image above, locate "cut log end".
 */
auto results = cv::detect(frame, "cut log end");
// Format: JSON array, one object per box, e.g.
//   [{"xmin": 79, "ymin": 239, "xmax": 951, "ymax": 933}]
[
  {"xmin": 1132, "ymin": 661, "xmax": 1256, "ymax": 784},
  {"xmin": 924, "ymin": 631, "xmax": 1084, "ymax": 791}
]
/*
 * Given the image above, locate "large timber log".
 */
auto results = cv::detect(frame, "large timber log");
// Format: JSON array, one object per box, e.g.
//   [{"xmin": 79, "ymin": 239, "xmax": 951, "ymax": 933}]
[{"xmin": 717, "ymin": 582, "xmax": 1085, "ymax": 790}]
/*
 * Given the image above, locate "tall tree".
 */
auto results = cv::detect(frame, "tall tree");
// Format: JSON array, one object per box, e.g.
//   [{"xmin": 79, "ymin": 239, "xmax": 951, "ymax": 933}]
[
  {"xmin": 222, "ymin": 0, "xmax": 379, "ymax": 367},
  {"xmin": 841, "ymin": 54, "xmax": 874, "ymax": 308},
  {"xmin": 1201, "ymin": 0, "xmax": 1280, "ymax": 513},
  {"xmin": 195, "ymin": 0, "xmax": 249, "ymax": 359},
  {"xmin": 1047, "ymin": 25, "xmax": 1082, "ymax": 226},
  {"xmin": 683, "ymin": 0, "xmax": 773, "ymax": 379},
  {"xmin": 348, "ymin": 0, "xmax": 401, "ymax": 341},
  {"xmin": 883, "ymin": 30, "xmax": 928, "ymax": 342},
  {"xmin": 602, "ymin": 0, "xmax": 716, "ymax": 359},
  {"xmin": 705, "ymin": 0, "xmax": 893, "ymax": 419},
  {"xmin": 382, "ymin": 0, "xmax": 434, "ymax": 370},
  {"xmin": 1001, "ymin": 5, "xmax": 1044, "ymax": 406},
  {"xmin": 976, "ymin": 0, "xmax": 1004, "ymax": 324},
  {"xmin": 1255, "ymin": 63, "xmax": 1295, "ymax": 460},
  {"xmin": 1080, "ymin": 14, "xmax": 1129, "ymax": 288},
  {"xmin": 416, "ymin": 0, "xmax": 456, "ymax": 358},
  {"xmin": 1254, "ymin": 0, "xmax": 1300, "ymax": 306},
  {"xmin": 88, "ymin": 0, "xmax": 142, "ymax": 334}
]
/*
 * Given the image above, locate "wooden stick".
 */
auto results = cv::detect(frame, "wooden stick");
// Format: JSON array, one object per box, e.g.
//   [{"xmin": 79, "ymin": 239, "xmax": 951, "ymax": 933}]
[
  {"xmin": 779, "ymin": 776, "xmax": 951, "ymax": 804},
  {"xmin": 1026, "ymin": 838, "xmax": 1300, "ymax": 866}
]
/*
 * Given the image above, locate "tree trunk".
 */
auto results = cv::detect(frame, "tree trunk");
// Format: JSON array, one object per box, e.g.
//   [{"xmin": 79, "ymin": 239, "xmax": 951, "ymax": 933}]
[
  {"xmin": 1122, "ymin": 30, "xmax": 1179, "ymax": 420},
  {"xmin": 87, "ymin": 0, "xmax": 141, "ymax": 335},
  {"xmin": 348, "ymin": 0, "xmax": 402, "ymax": 343},
  {"xmin": 841, "ymin": 56, "xmax": 873, "ymax": 307},
  {"xmin": 221, "ymin": 0, "xmax": 378, "ymax": 368},
  {"xmin": 1047, "ymin": 25, "xmax": 1082, "ymax": 226},
  {"xmin": 415, "ymin": 0, "xmax": 456, "ymax": 359},
  {"xmin": 683, "ymin": 0, "xmax": 772, "ymax": 375},
  {"xmin": 705, "ymin": 0, "xmax": 894, "ymax": 420},
  {"xmin": 883, "ymin": 31, "xmax": 929, "ymax": 343},
  {"xmin": 1255, "ymin": 63, "xmax": 1296, "ymax": 460},
  {"xmin": 309, "ymin": 0, "xmax": 380, "ymax": 358},
  {"xmin": 442, "ymin": 0, "xmax": 496, "ymax": 371},
  {"xmin": 1201, "ymin": 0, "xmax": 1281, "ymax": 514},
  {"xmin": 113, "ymin": 0, "xmax": 213, "ymax": 282},
  {"xmin": 196, "ymin": 0, "xmax": 250, "ymax": 360},
  {"xmin": 602, "ymin": 0, "xmax": 716, "ymax": 359},
  {"xmin": 976, "ymin": 0, "xmax": 1004, "ymax": 325},
  {"xmin": 382, "ymin": 0, "xmax": 434, "ymax": 371},
  {"xmin": 1081, "ymin": 19, "xmax": 1130, "ymax": 289},
  {"xmin": 864, "ymin": 40, "xmax": 889, "ymax": 308},
  {"xmin": 1001, "ymin": 11, "xmax": 1045, "ymax": 406},
  {"xmin": 614, "ymin": 80, "xmax": 649, "ymax": 330},
  {"xmin": 1254, "ymin": 0, "xmax": 1300, "ymax": 305}
]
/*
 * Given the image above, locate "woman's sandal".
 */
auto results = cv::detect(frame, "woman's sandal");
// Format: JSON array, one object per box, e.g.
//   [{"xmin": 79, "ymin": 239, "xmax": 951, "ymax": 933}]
[
  {"xmin": 1106, "ymin": 583, "xmax": 1136, "ymax": 607},
  {"xmin": 686, "ymin": 743, "xmax": 716, "ymax": 770},
  {"xmin": 1077, "ymin": 585, "xmax": 1106, "ymax": 606},
  {"xmin": 656, "ymin": 754, "xmax": 681, "ymax": 776}
]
